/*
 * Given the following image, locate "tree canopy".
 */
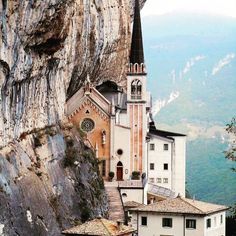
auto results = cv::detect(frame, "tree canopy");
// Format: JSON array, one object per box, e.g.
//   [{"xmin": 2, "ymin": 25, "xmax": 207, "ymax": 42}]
[{"xmin": 225, "ymin": 117, "xmax": 236, "ymax": 171}]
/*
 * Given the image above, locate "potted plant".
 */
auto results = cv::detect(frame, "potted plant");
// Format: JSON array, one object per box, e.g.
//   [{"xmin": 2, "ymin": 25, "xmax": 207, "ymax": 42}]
[
  {"xmin": 108, "ymin": 171, "xmax": 115, "ymax": 181},
  {"xmin": 131, "ymin": 171, "xmax": 140, "ymax": 180}
]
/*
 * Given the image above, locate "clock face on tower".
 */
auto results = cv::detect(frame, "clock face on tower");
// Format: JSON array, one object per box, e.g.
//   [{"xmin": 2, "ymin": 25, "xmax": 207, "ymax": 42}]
[{"xmin": 81, "ymin": 118, "xmax": 95, "ymax": 132}]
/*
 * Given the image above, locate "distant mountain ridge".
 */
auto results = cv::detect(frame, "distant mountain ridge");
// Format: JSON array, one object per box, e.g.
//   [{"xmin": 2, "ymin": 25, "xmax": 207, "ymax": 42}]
[
  {"xmin": 143, "ymin": 13, "xmax": 236, "ymax": 124},
  {"xmin": 143, "ymin": 13, "xmax": 236, "ymax": 208}
]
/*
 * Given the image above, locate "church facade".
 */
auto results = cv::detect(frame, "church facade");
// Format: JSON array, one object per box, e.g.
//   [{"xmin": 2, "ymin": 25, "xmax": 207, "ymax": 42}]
[{"xmin": 66, "ymin": 0, "xmax": 186, "ymax": 197}]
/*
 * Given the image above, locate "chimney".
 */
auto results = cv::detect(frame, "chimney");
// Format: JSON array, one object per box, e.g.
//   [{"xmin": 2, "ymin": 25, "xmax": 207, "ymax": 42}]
[{"xmin": 117, "ymin": 220, "xmax": 123, "ymax": 230}]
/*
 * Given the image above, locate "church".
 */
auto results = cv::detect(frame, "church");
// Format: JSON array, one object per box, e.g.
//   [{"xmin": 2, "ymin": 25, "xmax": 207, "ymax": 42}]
[{"xmin": 66, "ymin": 0, "xmax": 186, "ymax": 197}]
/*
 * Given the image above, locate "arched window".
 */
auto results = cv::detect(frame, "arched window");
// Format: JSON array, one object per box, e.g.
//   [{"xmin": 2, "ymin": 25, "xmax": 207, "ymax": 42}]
[
  {"xmin": 140, "ymin": 63, "xmax": 145, "ymax": 73},
  {"xmin": 117, "ymin": 161, "xmax": 123, "ymax": 167},
  {"xmin": 131, "ymin": 79, "xmax": 142, "ymax": 99}
]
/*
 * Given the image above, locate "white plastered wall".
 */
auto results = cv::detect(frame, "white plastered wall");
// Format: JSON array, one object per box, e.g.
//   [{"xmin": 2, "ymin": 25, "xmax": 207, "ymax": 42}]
[
  {"xmin": 172, "ymin": 136, "xmax": 186, "ymax": 197},
  {"xmin": 204, "ymin": 212, "xmax": 226, "ymax": 236},
  {"xmin": 110, "ymin": 124, "xmax": 131, "ymax": 180},
  {"xmin": 148, "ymin": 135, "xmax": 173, "ymax": 190},
  {"xmin": 131, "ymin": 211, "xmax": 226, "ymax": 236},
  {"xmin": 120, "ymin": 188, "xmax": 144, "ymax": 204}
]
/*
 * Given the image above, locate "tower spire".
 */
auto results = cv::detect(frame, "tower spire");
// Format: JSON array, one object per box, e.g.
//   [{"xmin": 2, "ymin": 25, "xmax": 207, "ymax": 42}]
[{"xmin": 130, "ymin": 0, "xmax": 144, "ymax": 64}]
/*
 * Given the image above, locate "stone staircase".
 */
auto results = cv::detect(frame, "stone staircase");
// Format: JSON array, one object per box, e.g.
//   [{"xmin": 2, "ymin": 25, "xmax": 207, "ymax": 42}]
[{"xmin": 105, "ymin": 184, "xmax": 125, "ymax": 222}]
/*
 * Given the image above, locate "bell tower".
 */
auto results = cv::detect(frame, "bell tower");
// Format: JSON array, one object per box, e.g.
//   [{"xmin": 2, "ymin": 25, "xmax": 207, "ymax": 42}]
[{"xmin": 127, "ymin": 0, "xmax": 147, "ymax": 174}]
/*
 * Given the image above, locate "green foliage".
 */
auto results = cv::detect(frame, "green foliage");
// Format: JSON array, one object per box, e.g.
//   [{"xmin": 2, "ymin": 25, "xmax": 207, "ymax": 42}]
[
  {"xmin": 76, "ymin": 126, "xmax": 86, "ymax": 139},
  {"xmin": 108, "ymin": 171, "xmax": 114, "ymax": 181},
  {"xmin": 185, "ymin": 189, "xmax": 192, "ymax": 199},
  {"xmin": 66, "ymin": 138, "xmax": 74, "ymax": 147},
  {"xmin": 80, "ymin": 206, "xmax": 91, "ymax": 223},
  {"xmin": 225, "ymin": 117, "xmax": 236, "ymax": 162},
  {"xmin": 226, "ymin": 215, "xmax": 236, "ymax": 236},
  {"xmin": 230, "ymin": 204, "xmax": 236, "ymax": 216},
  {"xmin": 82, "ymin": 150, "xmax": 98, "ymax": 168},
  {"xmin": 186, "ymin": 137, "xmax": 236, "ymax": 208},
  {"xmin": 45, "ymin": 126, "xmax": 57, "ymax": 136},
  {"xmin": 108, "ymin": 171, "xmax": 114, "ymax": 178},
  {"xmin": 63, "ymin": 138, "xmax": 78, "ymax": 167},
  {"xmin": 82, "ymin": 150, "xmax": 94, "ymax": 160},
  {"xmin": 131, "ymin": 171, "xmax": 140, "ymax": 180}
]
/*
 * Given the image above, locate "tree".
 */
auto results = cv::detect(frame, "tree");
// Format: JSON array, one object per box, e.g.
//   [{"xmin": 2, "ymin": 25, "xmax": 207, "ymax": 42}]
[
  {"xmin": 225, "ymin": 117, "xmax": 236, "ymax": 171},
  {"xmin": 225, "ymin": 117, "xmax": 236, "ymax": 236}
]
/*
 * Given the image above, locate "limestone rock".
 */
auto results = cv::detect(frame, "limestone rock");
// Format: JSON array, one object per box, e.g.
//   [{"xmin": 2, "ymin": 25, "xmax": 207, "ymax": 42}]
[
  {"xmin": 0, "ymin": 0, "xmax": 146, "ymax": 235},
  {"xmin": 0, "ymin": 0, "xmax": 145, "ymax": 146},
  {"xmin": 0, "ymin": 127, "xmax": 108, "ymax": 235}
]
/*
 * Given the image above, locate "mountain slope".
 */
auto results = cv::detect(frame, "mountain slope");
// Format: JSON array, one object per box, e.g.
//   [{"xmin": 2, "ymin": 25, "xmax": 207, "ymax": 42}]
[{"xmin": 143, "ymin": 13, "xmax": 236, "ymax": 208}]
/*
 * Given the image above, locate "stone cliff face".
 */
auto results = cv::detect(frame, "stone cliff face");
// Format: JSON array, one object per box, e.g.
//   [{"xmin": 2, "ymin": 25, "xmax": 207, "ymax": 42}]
[
  {"xmin": 0, "ymin": 0, "xmax": 145, "ymax": 145},
  {"xmin": 0, "ymin": 0, "xmax": 145, "ymax": 235},
  {"xmin": 0, "ymin": 125, "xmax": 108, "ymax": 235}
]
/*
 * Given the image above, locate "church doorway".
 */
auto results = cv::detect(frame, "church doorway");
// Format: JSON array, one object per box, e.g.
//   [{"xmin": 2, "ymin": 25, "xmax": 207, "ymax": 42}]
[{"xmin": 116, "ymin": 161, "xmax": 123, "ymax": 181}]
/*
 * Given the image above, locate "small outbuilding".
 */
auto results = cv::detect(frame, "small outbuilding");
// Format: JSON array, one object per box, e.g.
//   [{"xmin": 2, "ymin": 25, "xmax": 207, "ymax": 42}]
[{"xmin": 129, "ymin": 196, "xmax": 229, "ymax": 236}]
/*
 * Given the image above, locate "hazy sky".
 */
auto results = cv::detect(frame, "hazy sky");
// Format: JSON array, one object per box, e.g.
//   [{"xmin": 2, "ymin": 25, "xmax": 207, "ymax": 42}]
[{"xmin": 141, "ymin": 0, "xmax": 236, "ymax": 18}]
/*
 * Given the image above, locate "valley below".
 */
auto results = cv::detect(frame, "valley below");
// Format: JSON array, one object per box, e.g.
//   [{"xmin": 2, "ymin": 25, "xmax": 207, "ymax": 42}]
[
  {"xmin": 143, "ymin": 12, "xmax": 236, "ymax": 211},
  {"xmin": 158, "ymin": 122, "xmax": 236, "ymax": 210}
]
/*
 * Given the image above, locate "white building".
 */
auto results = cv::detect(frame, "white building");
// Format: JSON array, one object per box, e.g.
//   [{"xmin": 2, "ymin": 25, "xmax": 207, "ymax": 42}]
[
  {"xmin": 130, "ymin": 196, "xmax": 229, "ymax": 236},
  {"xmin": 119, "ymin": 180, "xmax": 148, "ymax": 205},
  {"xmin": 147, "ymin": 122, "xmax": 186, "ymax": 197}
]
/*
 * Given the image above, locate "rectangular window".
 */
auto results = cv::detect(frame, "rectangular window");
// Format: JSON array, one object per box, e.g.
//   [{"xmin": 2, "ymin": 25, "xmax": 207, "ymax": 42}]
[
  {"xmin": 141, "ymin": 216, "xmax": 147, "ymax": 226},
  {"xmin": 156, "ymin": 178, "xmax": 162, "ymax": 183},
  {"xmin": 186, "ymin": 219, "xmax": 196, "ymax": 229},
  {"xmin": 150, "ymin": 163, "xmax": 155, "ymax": 170},
  {"xmin": 220, "ymin": 215, "xmax": 223, "ymax": 224},
  {"xmin": 163, "ymin": 178, "xmax": 168, "ymax": 183},
  {"xmin": 164, "ymin": 163, "xmax": 168, "ymax": 170},
  {"xmin": 149, "ymin": 178, "xmax": 154, "ymax": 183},
  {"xmin": 207, "ymin": 219, "xmax": 211, "ymax": 228},
  {"xmin": 101, "ymin": 160, "xmax": 106, "ymax": 177},
  {"xmin": 150, "ymin": 143, "xmax": 155, "ymax": 150},
  {"xmin": 164, "ymin": 144, "xmax": 169, "ymax": 151},
  {"xmin": 162, "ymin": 218, "xmax": 172, "ymax": 227}
]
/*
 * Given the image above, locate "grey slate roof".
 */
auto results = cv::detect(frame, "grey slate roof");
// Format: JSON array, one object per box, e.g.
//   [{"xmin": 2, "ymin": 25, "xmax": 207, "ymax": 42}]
[
  {"xmin": 149, "ymin": 121, "xmax": 186, "ymax": 137},
  {"xmin": 96, "ymin": 81, "xmax": 123, "ymax": 93},
  {"xmin": 96, "ymin": 81, "xmax": 127, "ymax": 111}
]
